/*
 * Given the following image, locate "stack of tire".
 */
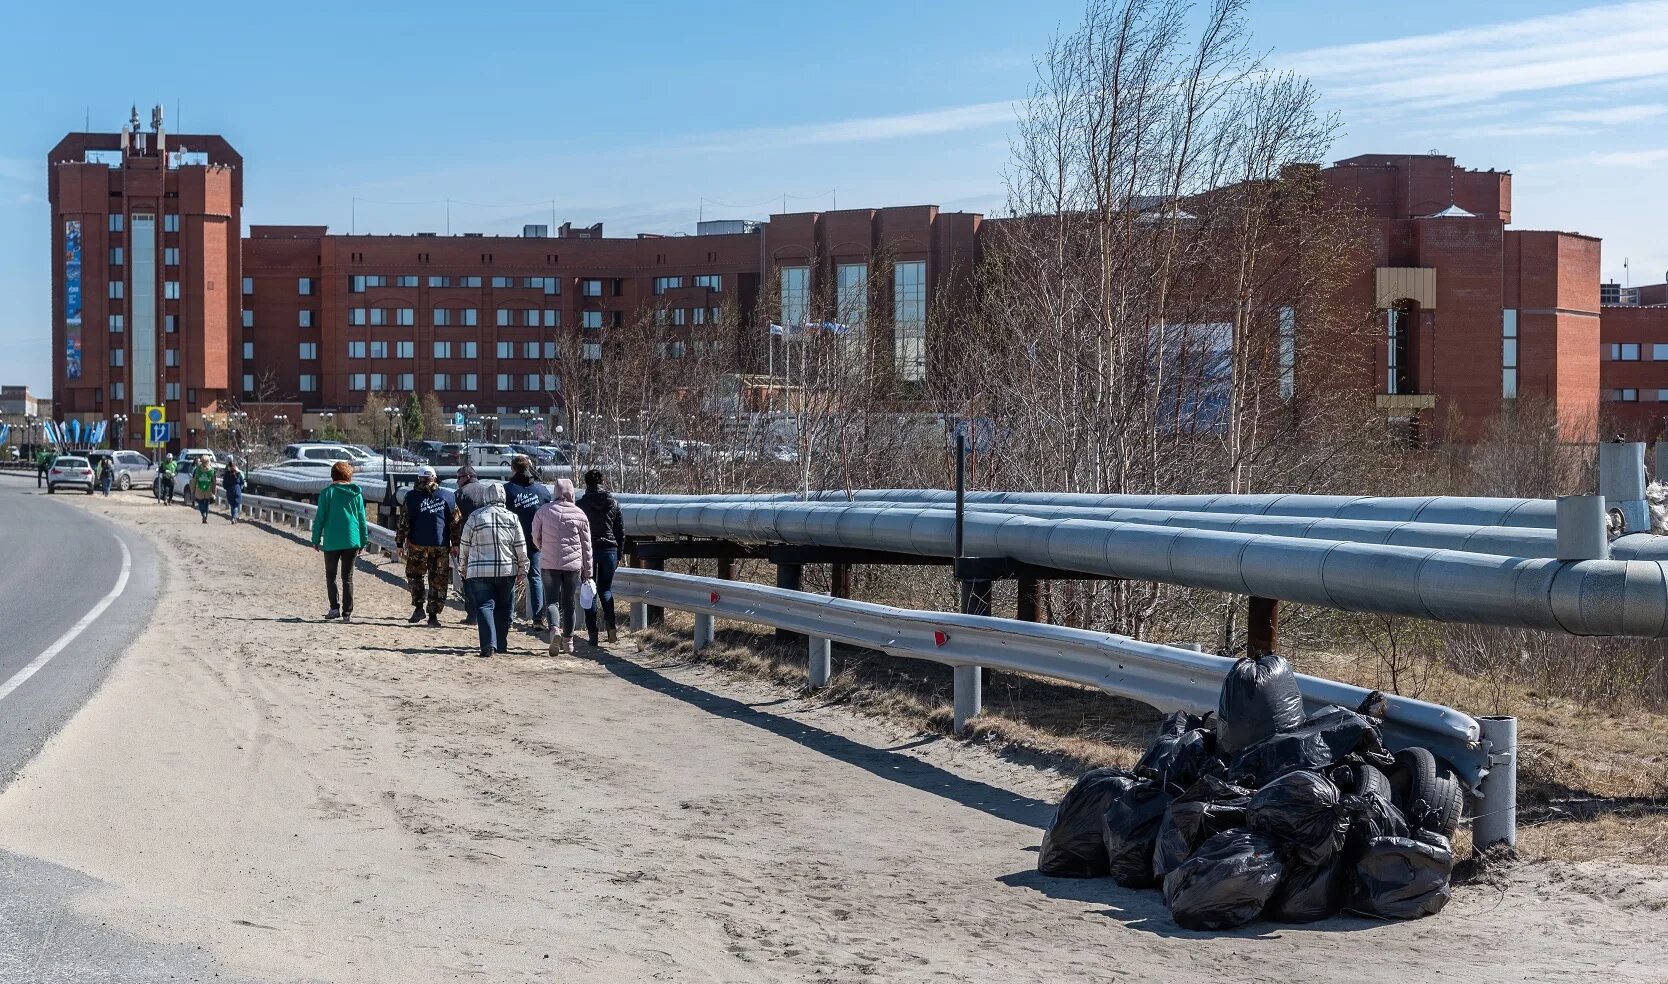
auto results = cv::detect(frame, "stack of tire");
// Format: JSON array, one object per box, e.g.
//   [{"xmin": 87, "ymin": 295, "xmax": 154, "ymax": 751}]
[{"xmin": 1036, "ymin": 653, "xmax": 1462, "ymax": 929}]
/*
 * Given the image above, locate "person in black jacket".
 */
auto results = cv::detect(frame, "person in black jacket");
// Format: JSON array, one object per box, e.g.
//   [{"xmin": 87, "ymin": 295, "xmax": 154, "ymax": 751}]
[
  {"xmin": 576, "ymin": 469, "xmax": 625, "ymax": 644},
  {"xmin": 395, "ymin": 465, "xmax": 460, "ymax": 626},
  {"xmin": 504, "ymin": 455, "xmax": 553, "ymax": 628}
]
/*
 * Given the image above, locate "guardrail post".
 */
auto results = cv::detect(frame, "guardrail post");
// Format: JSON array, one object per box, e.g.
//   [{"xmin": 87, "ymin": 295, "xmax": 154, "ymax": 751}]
[
  {"xmin": 774, "ymin": 561, "xmax": 803, "ymax": 645},
  {"xmin": 693, "ymin": 612, "xmax": 714, "ymax": 652},
  {"xmin": 1474, "ymin": 715, "xmax": 1518, "ymax": 855},
  {"xmin": 1016, "ymin": 577, "xmax": 1041, "ymax": 622},
  {"xmin": 630, "ymin": 601, "xmax": 648, "ymax": 632},
  {"xmin": 954, "ymin": 579, "xmax": 991, "ymax": 731},
  {"xmin": 1248, "ymin": 596, "xmax": 1279, "ymax": 657},
  {"xmin": 644, "ymin": 557, "xmax": 665, "ymax": 626},
  {"xmin": 808, "ymin": 636, "xmax": 832, "ymax": 688}
]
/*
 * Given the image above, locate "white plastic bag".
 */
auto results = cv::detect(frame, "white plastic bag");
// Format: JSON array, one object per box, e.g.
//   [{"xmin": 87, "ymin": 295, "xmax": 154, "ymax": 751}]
[{"xmin": 579, "ymin": 578, "xmax": 598, "ymax": 610}]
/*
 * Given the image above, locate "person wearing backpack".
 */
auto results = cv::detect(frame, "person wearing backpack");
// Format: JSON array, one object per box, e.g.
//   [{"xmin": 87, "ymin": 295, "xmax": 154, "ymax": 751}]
[
  {"xmin": 576, "ymin": 469, "xmax": 625, "ymax": 645},
  {"xmin": 311, "ymin": 460, "xmax": 368, "ymax": 621},
  {"xmin": 503, "ymin": 455, "xmax": 553, "ymax": 629}
]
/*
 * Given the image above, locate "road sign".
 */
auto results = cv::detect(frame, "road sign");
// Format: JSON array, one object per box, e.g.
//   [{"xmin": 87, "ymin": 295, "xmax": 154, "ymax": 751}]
[
  {"xmin": 144, "ymin": 405, "xmax": 165, "ymax": 427},
  {"xmin": 453, "ymin": 411, "xmax": 465, "ymax": 428},
  {"xmin": 146, "ymin": 422, "xmax": 170, "ymax": 448}
]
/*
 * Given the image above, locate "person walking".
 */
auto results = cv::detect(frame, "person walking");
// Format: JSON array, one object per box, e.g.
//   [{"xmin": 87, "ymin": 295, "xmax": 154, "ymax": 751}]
[
  {"xmin": 453, "ymin": 464, "xmax": 494, "ymax": 626},
  {"xmin": 96, "ymin": 456, "xmax": 114, "ymax": 497},
  {"xmin": 189, "ymin": 454, "xmax": 218, "ymax": 523},
  {"xmin": 531, "ymin": 478, "xmax": 592, "ymax": 657},
  {"xmin": 458, "ymin": 483, "xmax": 528, "ymax": 659},
  {"xmin": 577, "ymin": 469, "xmax": 626, "ymax": 645},
  {"xmin": 504, "ymin": 455, "xmax": 553, "ymax": 630},
  {"xmin": 395, "ymin": 465, "xmax": 458, "ymax": 628},
  {"xmin": 311, "ymin": 460, "xmax": 368, "ymax": 621},
  {"xmin": 158, "ymin": 453, "xmax": 178, "ymax": 505},
  {"xmin": 35, "ymin": 448, "xmax": 53, "ymax": 488},
  {"xmin": 222, "ymin": 459, "xmax": 245, "ymax": 522}
]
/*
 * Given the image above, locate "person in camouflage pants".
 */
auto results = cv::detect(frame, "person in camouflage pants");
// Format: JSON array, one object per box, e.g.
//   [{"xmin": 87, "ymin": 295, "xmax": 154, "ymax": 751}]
[{"xmin": 395, "ymin": 467, "xmax": 460, "ymax": 626}]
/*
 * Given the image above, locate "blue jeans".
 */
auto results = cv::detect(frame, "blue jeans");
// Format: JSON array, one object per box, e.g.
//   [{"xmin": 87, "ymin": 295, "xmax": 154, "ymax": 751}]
[
  {"xmin": 524, "ymin": 547, "xmax": 545, "ymax": 621},
  {"xmin": 99, "ymin": 475, "xmax": 112, "ymax": 496},
  {"xmin": 226, "ymin": 492, "xmax": 242, "ymax": 520},
  {"xmin": 196, "ymin": 497, "xmax": 211, "ymax": 519},
  {"xmin": 585, "ymin": 548, "xmax": 619, "ymax": 641},
  {"xmin": 465, "ymin": 576, "xmax": 516, "ymax": 654}
]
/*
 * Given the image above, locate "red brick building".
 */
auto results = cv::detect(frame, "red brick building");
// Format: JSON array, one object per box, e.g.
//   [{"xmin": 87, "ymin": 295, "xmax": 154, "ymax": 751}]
[
  {"xmin": 48, "ymin": 109, "xmax": 242, "ymax": 447},
  {"xmin": 53, "ymin": 118, "xmax": 1668, "ymax": 450}
]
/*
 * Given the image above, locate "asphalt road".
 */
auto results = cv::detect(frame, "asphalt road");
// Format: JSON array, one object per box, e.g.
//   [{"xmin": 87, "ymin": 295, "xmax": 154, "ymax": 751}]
[{"xmin": 0, "ymin": 474, "xmax": 160, "ymax": 786}]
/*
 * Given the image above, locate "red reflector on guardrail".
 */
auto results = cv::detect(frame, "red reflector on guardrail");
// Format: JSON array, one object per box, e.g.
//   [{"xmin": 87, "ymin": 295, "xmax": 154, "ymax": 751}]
[
  {"xmin": 709, "ymin": 591, "xmax": 721, "ymax": 604},
  {"xmin": 934, "ymin": 631, "xmax": 949, "ymax": 647}
]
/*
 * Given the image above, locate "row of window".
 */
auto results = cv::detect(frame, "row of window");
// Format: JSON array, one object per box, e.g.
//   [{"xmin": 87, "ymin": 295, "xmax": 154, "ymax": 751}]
[
  {"xmin": 1604, "ymin": 343, "xmax": 1668, "ymax": 362},
  {"xmin": 652, "ymin": 275, "xmax": 723, "ymax": 294},
  {"xmin": 106, "ymin": 214, "xmax": 180, "ymax": 233},
  {"xmin": 338, "ymin": 340, "xmax": 576, "ymax": 360},
  {"xmin": 654, "ymin": 307, "xmax": 724, "ymax": 326},
  {"xmin": 107, "ymin": 281, "xmax": 182, "ymax": 300},
  {"xmin": 778, "ymin": 262, "xmax": 926, "ymax": 381}
]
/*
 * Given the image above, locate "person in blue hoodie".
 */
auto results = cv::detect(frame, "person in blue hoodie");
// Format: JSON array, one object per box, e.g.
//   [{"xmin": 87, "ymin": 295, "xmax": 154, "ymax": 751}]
[{"xmin": 503, "ymin": 454, "xmax": 553, "ymax": 629}]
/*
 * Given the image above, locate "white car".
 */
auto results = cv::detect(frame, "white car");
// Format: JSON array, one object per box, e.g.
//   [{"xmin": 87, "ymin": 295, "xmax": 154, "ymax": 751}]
[
  {"xmin": 465, "ymin": 443, "xmax": 516, "ymax": 467},
  {"xmin": 48, "ymin": 455, "xmax": 96, "ymax": 494}
]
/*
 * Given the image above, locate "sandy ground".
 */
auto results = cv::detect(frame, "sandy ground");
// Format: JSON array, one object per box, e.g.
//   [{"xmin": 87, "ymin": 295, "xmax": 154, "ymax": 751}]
[{"xmin": 1, "ymin": 491, "xmax": 1667, "ymax": 983}]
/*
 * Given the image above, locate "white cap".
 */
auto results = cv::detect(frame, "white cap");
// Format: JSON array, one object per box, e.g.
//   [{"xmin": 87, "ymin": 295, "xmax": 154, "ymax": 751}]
[{"xmin": 418, "ymin": 465, "xmax": 437, "ymax": 479}]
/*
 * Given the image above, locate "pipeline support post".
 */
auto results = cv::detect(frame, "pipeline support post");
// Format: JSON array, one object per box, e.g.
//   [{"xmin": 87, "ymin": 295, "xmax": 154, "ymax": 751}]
[
  {"xmin": 1016, "ymin": 577, "xmax": 1042, "ymax": 622},
  {"xmin": 1599, "ymin": 440, "xmax": 1649, "ymax": 534},
  {"xmin": 643, "ymin": 557, "xmax": 666, "ymax": 626},
  {"xmin": 774, "ymin": 562, "xmax": 803, "ymax": 645},
  {"xmin": 1248, "ymin": 596, "xmax": 1279, "ymax": 656},
  {"xmin": 716, "ymin": 556, "xmax": 735, "ymax": 581},
  {"xmin": 693, "ymin": 612, "xmax": 714, "ymax": 653},
  {"xmin": 1474, "ymin": 715, "xmax": 1518, "ymax": 855},
  {"xmin": 830, "ymin": 562, "xmax": 852, "ymax": 600},
  {"xmin": 808, "ymin": 636, "xmax": 832, "ymax": 689}
]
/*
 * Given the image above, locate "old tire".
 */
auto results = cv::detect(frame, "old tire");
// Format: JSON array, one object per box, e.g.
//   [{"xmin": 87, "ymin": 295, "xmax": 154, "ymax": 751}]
[
  {"xmin": 1357, "ymin": 763, "xmax": 1393, "ymax": 801},
  {"xmin": 1427, "ymin": 776, "xmax": 1464, "ymax": 840},
  {"xmin": 1390, "ymin": 747, "xmax": 1442, "ymax": 822}
]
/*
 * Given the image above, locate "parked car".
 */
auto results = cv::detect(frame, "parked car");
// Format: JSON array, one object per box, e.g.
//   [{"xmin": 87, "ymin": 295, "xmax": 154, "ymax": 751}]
[
  {"xmin": 432, "ymin": 443, "xmax": 466, "ymax": 466},
  {"xmin": 465, "ymin": 443, "xmax": 516, "ymax": 467},
  {"xmin": 509, "ymin": 443, "xmax": 557, "ymax": 466},
  {"xmin": 86, "ymin": 449, "xmax": 158, "ymax": 491},
  {"xmin": 47, "ymin": 455, "xmax": 96, "ymax": 494},
  {"xmin": 282, "ymin": 443, "xmax": 360, "ymax": 463},
  {"xmin": 378, "ymin": 446, "xmax": 426, "ymax": 464},
  {"xmin": 406, "ymin": 440, "xmax": 446, "ymax": 463}
]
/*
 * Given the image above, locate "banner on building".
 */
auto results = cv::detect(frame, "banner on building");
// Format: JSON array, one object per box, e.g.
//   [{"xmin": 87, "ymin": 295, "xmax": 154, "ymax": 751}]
[{"xmin": 64, "ymin": 220, "xmax": 83, "ymax": 381}]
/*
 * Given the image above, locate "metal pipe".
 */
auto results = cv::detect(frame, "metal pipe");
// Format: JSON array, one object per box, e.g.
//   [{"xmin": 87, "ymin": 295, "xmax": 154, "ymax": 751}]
[
  {"xmin": 621, "ymin": 501, "xmax": 1668, "ymax": 638},
  {"xmin": 1601, "ymin": 442, "xmax": 1649, "ymax": 534},
  {"xmin": 1474, "ymin": 716, "xmax": 1518, "ymax": 854},
  {"xmin": 1556, "ymin": 495, "xmax": 1609, "ymax": 561},
  {"xmin": 693, "ymin": 612, "xmax": 714, "ymax": 652}
]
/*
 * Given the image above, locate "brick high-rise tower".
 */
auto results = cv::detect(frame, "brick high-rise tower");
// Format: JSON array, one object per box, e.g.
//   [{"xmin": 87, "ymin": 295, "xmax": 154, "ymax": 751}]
[{"xmin": 48, "ymin": 106, "xmax": 242, "ymax": 450}]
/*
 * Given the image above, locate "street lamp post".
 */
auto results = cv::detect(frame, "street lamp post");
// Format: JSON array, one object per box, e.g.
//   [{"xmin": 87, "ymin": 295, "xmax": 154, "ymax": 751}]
[{"xmin": 113, "ymin": 413, "xmax": 128, "ymax": 451}]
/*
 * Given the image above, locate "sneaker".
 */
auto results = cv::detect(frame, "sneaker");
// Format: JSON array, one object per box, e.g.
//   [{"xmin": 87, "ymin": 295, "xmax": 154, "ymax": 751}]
[
  {"xmin": 549, "ymin": 631, "xmax": 561, "ymax": 658},
  {"xmin": 325, "ymin": 608, "xmax": 341, "ymax": 620},
  {"xmin": 201, "ymin": 514, "xmax": 208, "ymax": 524},
  {"xmin": 408, "ymin": 606, "xmax": 425, "ymax": 623},
  {"xmin": 427, "ymin": 614, "xmax": 441, "ymax": 628},
  {"xmin": 341, "ymin": 612, "xmax": 352, "ymax": 623},
  {"xmin": 477, "ymin": 648, "xmax": 492, "ymax": 659}
]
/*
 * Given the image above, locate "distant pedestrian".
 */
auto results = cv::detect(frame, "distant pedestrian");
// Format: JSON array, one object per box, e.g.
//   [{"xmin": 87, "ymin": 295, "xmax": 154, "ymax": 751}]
[
  {"xmin": 458, "ymin": 482, "xmax": 529, "ymax": 659},
  {"xmin": 35, "ymin": 449, "xmax": 53, "ymax": 488},
  {"xmin": 577, "ymin": 469, "xmax": 626, "ymax": 645},
  {"xmin": 159, "ymin": 453, "xmax": 178, "ymax": 505},
  {"xmin": 453, "ymin": 464, "xmax": 493, "ymax": 626},
  {"xmin": 189, "ymin": 455, "xmax": 218, "ymax": 523},
  {"xmin": 504, "ymin": 455, "xmax": 553, "ymax": 629},
  {"xmin": 311, "ymin": 460, "xmax": 368, "ymax": 622},
  {"xmin": 396, "ymin": 465, "xmax": 459, "ymax": 627},
  {"xmin": 223, "ymin": 459, "xmax": 245, "ymax": 522},
  {"xmin": 97, "ymin": 456, "xmax": 114, "ymax": 497},
  {"xmin": 531, "ymin": 478, "xmax": 592, "ymax": 657}
]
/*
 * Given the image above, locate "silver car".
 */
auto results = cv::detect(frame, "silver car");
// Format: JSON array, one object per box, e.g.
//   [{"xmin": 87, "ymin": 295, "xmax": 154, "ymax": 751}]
[
  {"xmin": 88, "ymin": 449, "xmax": 158, "ymax": 491},
  {"xmin": 47, "ymin": 456, "xmax": 96, "ymax": 494}
]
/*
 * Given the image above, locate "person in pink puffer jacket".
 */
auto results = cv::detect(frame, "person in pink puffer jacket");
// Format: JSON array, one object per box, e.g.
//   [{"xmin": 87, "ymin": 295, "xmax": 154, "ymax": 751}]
[{"xmin": 531, "ymin": 478, "xmax": 592, "ymax": 656}]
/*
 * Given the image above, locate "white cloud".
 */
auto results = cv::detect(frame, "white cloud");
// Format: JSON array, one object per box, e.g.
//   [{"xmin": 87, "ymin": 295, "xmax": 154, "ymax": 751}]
[
  {"xmin": 680, "ymin": 100, "xmax": 1017, "ymax": 153},
  {"xmin": 1590, "ymin": 147, "xmax": 1668, "ymax": 167},
  {"xmin": 1282, "ymin": 1, "xmax": 1668, "ymax": 107},
  {"xmin": 1545, "ymin": 103, "xmax": 1666, "ymax": 125}
]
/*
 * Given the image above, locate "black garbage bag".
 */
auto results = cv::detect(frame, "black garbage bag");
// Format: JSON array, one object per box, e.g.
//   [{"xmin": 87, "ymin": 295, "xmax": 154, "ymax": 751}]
[
  {"xmin": 1229, "ymin": 705, "xmax": 1395, "ymax": 787},
  {"xmin": 1217, "ymin": 653, "xmax": 1306, "ymax": 756},
  {"xmin": 1100, "ymin": 778, "xmax": 1172, "ymax": 888},
  {"xmin": 1037, "ymin": 768, "xmax": 1138, "ymax": 877},
  {"xmin": 1247, "ymin": 770, "xmax": 1350, "ymax": 866},
  {"xmin": 1163, "ymin": 829, "xmax": 1285, "ymax": 930},
  {"xmin": 1152, "ymin": 775, "xmax": 1253, "ymax": 880},
  {"xmin": 1267, "ymin": 856, "xmax": 1346, "ymax": 923},
  {"xmin": 1135, "ymin": 718, "xmax": 1219, "ymax": 793},
  {"xmin": 1349, "ymin": 831, "xmax": 1454, "ymax": 920},
  {"xmin": 1345, "ymin": 791, "xmax": 1410, "ymax": 857}
]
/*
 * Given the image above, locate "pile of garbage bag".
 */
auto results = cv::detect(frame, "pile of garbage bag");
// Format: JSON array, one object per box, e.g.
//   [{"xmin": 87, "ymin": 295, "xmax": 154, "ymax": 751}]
[{"xmin": 1037, "ymin": 653, "xmax": 1462, "ymax": 929}]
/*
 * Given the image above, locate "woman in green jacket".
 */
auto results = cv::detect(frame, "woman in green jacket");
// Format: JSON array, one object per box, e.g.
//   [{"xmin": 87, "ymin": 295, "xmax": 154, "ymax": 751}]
[{"xmin": 311, "ymin": 460, "xmax": 368, "ymax": 621}]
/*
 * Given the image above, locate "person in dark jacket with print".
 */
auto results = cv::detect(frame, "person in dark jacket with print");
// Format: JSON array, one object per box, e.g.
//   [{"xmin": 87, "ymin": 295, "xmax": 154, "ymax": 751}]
[
  {"xmin": 504, "ymin": 455, "xmax": 553, "ymax": 628},
  {"xmin": 396, "ymin": 465, "xmax": 459, "ymax": 627},
  {"xmin": 576, "ymin": 469, "xmax": 626, "ymax": 645},
  {"xmin": 453, "ymin": 464, "xmax": 492, "ymax": 625}
]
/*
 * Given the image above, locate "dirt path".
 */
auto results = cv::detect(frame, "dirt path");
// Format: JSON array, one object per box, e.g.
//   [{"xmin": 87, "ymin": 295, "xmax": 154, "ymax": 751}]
[{"xmin": 0, "ymin": 491, "xmax": 1664, "ymax": 983}]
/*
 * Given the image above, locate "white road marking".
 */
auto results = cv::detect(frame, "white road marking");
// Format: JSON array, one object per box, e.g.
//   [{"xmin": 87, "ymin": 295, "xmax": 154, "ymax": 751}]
[{"xmin": 0, "ymin": 534, "xmax": 132, "ymax": 704}]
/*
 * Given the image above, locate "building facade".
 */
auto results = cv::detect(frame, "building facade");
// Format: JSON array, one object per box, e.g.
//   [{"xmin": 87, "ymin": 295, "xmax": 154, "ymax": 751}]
[
  {"xmin": 49, "ymin": 118, "xmax": 1668, "ymax": 450},
  {"xmin": 48, "ymin": 109, "xmax": 242, "ymax": 449}
]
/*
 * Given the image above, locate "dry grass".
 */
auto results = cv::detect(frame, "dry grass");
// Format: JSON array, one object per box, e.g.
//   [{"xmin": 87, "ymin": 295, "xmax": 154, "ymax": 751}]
[{"xmin": 634, "ymin": 608, "xmax": 1668, "ymax": 864}]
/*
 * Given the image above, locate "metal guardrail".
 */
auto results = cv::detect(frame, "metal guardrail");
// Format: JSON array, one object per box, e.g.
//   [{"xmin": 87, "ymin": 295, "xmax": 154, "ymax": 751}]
[
  {"xmin": 614, "ymin": 566, "xmax": 1517, "ymax": 850},
  {"xmin": 233, "ymin": 492, "xmax": 398, "ymax": 555}
]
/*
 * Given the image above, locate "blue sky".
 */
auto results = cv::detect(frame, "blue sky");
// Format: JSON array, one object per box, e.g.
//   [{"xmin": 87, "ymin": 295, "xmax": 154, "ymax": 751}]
[{"xmin": 5, "ymin": 0, "xmax": 1668, "ymax": 395}]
